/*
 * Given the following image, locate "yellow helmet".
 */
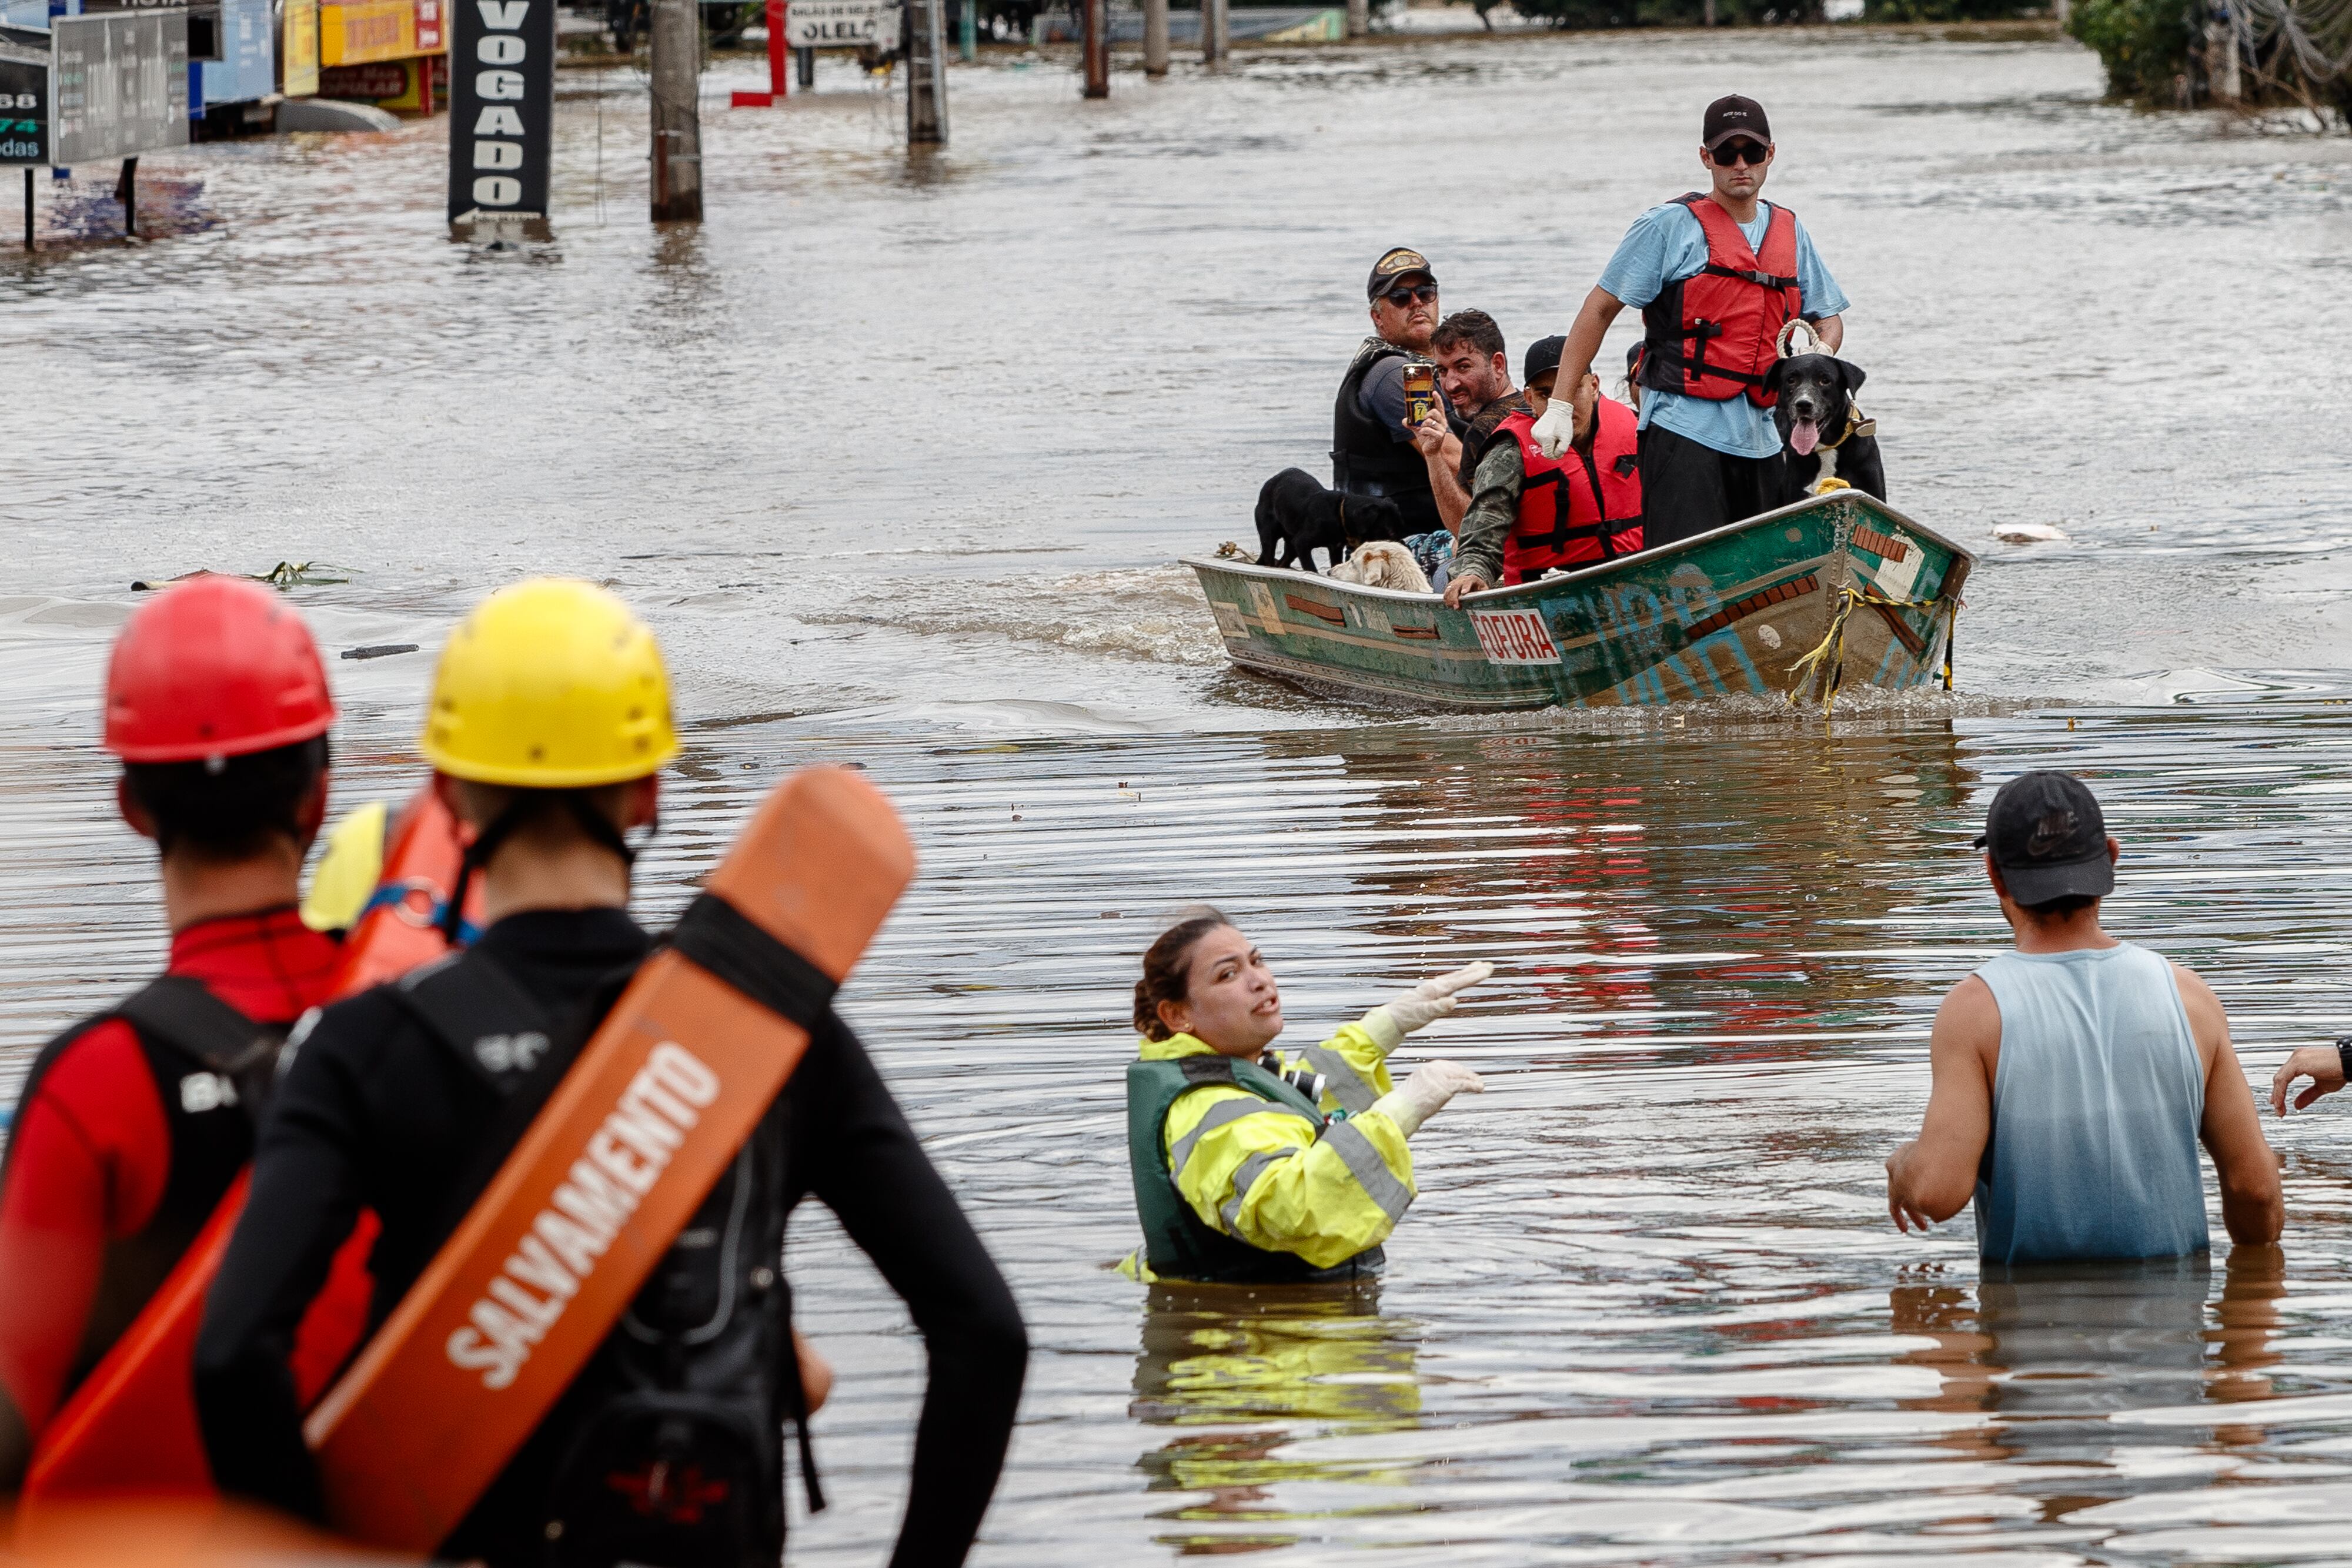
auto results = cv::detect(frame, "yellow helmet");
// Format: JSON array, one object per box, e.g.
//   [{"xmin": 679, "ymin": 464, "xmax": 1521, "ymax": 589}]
[{"xmin": 419, "ymin": 579, "xmax": 680, "ymax": 787}]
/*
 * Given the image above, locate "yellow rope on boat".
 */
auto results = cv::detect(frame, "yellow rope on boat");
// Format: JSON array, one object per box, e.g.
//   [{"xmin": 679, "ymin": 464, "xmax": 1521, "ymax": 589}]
[{"xmin": 1786, "ymin": 584, "xmax": 1960, "ymax": 711}]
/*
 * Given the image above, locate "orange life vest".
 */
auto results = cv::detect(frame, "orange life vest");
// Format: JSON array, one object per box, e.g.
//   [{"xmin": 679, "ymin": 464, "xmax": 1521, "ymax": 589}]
[
  {"xmin": 1501, "ymin": 399, "xmax": 1644, "ymax": 584},
  {"xmin": 16, "ymin": 790, "xmax": 472, "ymax": 1533},
  {"xmin": 1638, "ymin": 193, "xmax": 1802, "ymax": 408}
]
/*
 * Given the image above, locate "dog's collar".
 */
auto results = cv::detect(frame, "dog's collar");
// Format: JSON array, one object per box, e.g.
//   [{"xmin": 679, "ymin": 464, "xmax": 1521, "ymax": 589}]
[{"xmin": 1818, "ymin": 407, "xmax": 1876, "ymax": 450}]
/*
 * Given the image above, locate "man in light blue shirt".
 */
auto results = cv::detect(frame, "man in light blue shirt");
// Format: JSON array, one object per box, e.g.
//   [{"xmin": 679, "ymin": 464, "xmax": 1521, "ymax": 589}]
[{"xmin": 1529, "ymin": 95, "xmax": 1850, "ymax": 547}]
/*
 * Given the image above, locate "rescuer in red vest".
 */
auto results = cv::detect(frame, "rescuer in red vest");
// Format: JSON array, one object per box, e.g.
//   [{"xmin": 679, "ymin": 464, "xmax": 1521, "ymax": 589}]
[
  {"xmin": 0, "ymin": 576, "xmax": 341, "ymax": 1494},
  {"xmin": 1443, "ymin": 333, "xmax": 1644, "ymax": 606},
  {"xmin": 1527, "ymin": 95, "xmax": 1850, "ymax": 549}
]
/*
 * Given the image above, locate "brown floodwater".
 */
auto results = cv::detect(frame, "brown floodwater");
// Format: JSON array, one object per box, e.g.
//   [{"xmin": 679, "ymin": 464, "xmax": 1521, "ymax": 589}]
[{"xmin": 8, "ymin": 21, "xmax": 2352, "ymax": 1565}]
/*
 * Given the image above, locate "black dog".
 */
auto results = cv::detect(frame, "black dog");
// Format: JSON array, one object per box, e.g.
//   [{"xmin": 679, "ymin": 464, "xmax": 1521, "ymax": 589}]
[
  {"xmin": 1766, "ymin": 354, "xmax": 1886, "ymax": 506},
  {"xmin": 1254, "ymin": 468, "xmax": 1407, "ymax": 574}
]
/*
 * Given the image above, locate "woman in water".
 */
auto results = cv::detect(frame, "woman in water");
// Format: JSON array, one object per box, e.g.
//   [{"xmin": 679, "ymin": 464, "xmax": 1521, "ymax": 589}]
[{"xmin": 1124, "ymin": 910, "xmax": 1489, "ymax": 1284}]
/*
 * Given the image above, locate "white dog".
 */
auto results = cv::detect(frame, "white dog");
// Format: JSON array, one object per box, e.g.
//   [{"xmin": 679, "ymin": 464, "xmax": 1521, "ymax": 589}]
[{"xmin": 1327, "ymin": 540, "xmax": 1432, "ymax": 594}]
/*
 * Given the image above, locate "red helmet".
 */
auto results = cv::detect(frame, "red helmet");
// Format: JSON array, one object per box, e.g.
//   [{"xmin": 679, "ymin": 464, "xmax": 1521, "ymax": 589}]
[{"xmin": 104, "ymin": 576, "xmax": 337, "ymax": 763}]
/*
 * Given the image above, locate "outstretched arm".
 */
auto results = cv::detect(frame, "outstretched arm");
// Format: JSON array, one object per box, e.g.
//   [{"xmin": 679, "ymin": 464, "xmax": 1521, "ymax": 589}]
[
  {"xmin": 803, "ymin": 1017, "xmax": 1027, "ymax": 1568},
  {"xmin": 2177, "ymin": 964, "xmax": 2283, "ymax": 1245},
  {"xmin": 1885, "ymin": 977, "xmax": 1998, "ymax": 1231}
]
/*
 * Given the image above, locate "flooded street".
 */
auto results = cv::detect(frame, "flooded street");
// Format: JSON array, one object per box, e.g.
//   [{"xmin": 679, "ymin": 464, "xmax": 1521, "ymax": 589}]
[{"xmin": 10, "ymin": 21, "xmax": 2352, "ymax": 1564}]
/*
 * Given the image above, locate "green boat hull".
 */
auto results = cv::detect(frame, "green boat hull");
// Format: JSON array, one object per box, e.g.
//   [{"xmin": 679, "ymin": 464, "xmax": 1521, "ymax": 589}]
[{"xmin": 1186, "ymin": 492, "xmax": 1975, "ymax": 710}]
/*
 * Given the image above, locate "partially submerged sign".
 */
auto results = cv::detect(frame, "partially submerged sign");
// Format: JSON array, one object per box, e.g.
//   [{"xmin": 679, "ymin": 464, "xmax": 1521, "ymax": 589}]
[
  {"xmin": 447, "ymin": 0, "xmax": 553, "ymax": 231},
  {"xmin": 0, "ymin": 25, "xmax": 46, "ymax": 165},
  {"xmin": 786, "ymin": 0, "xmax": 897, "ymax": 48},
  {"xmin": 53, "ymin": 10, "xmax": 188, "ymax": 164}
]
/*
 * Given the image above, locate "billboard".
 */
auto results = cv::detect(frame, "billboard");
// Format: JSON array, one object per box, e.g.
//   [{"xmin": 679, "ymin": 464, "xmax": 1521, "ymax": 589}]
[
  {"xmin": 446, "ymin": 0, "xmax": 553, "ymax": 226},
  {"xmin": 322, "ymin": 0, "xmax": 416, "ymax": 63},
  {"xmin": 52, "ymin": 10, "xmax": 188, "ymax": 164},
  {"xmin": 786, "ymin": 0, "xmax": 897, "ymax": 48},
  {"xmin": 0, "ymin": 26, "xmax": 44, "ymax": 166},
  {"xmin": 199, "ymin": 0, "xmax": 273, "ymax": 106},
  {"xmin": 284, "ymin": 0, "xmax": 319, "ymax": 95}
]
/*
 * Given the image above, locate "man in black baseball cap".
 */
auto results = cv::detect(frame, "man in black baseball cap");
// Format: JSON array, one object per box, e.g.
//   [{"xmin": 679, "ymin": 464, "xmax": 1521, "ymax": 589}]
[
  {"xmin": 1332, "ymin": 246, "xmax": 1459, "ymax": 537},
  {"xmin": 1883, "ymin": 770, "xmax": 2280, "ymax": 1265},
  {"xmin": 1525, "ymin": 93, "xmax": 1850, "ymax": 550}
]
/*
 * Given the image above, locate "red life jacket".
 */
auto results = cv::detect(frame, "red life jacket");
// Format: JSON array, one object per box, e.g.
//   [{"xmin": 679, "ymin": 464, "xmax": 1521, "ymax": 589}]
[
  {"xmin": 1500, "ymin": 398, "xmax": 1644, "ymax": 584},
  {"xmin": 1638, "ymin": 193, "xmax": 1802, "ymax": 408}
]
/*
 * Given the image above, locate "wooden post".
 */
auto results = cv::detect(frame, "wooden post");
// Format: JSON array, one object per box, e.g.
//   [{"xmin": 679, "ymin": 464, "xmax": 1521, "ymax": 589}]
[
  {"xmin": 22, "ymin": 166, "xmax": 32, "ymax": 252},
  {"xmin": 1082, "ymin": 0, "xmax": 1107, "ymax": 96},
  {"xmin": 1702, "ymin": 0, "xmax": 1715, "ymax": 22},
  {"xmin": 906, "ymin": 0, "xmax": 947, "ymax": 145},
  {"xmin": 1202, "ymin": 0, "xmax": 1227, "ymax": 66},
  {"xmin": 1143, "ymin": 0, "xmax": 1167, "ymax": 73},
  {"xmin": 649, "ymin": 0, "xmax": 703, "ymax": 219},
  {"xmin": 115, "ymin": 158, "xmax": 137, "ymax": 239},
  {"xmin": 1345, "ymin": 0, "xmax": 1365, "ymax": 36}
]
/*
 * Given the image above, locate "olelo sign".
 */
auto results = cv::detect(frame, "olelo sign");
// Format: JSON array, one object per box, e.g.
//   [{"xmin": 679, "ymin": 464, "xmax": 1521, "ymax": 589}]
[
  {"xmin": 446, "ymin": 0, "xmax": 552, "ymax": 226},
  {"xmin": 786, "ymin": 0, "xmax": 897, "ymax": 47}
]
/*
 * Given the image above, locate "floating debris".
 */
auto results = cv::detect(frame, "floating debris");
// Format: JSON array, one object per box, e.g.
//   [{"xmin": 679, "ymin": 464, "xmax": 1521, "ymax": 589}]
[
  {"xmin": 1992, "ymin": 522, "xmax": 2070, "ymax": 544},
  {"xmin": 252, "ymin": 561, "xmax": 353, "ymax": 588},
  {"xmin": 341, "ymin": 643, "xmax": 422, "ymax": 661}
]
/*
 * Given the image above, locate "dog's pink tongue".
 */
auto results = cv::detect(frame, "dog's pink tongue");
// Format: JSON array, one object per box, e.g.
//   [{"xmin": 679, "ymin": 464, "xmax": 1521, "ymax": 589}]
[{"xmin": 1790, "ymin": 419, "xmax": 1820, "ymax": 457}]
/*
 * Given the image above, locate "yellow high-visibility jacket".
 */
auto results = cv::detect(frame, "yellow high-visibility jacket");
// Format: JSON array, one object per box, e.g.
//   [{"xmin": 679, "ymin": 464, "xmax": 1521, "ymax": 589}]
[{"xmin": 1144, "ymin": 1015, "xmax": 1415, "ymax": 1271}]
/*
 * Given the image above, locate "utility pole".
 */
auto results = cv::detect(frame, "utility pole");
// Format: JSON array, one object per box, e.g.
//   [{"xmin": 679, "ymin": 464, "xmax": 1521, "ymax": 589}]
[
  {"xmin": 1345, "ymin": 0, "xmax": 1365, "ymax": 36},
  {"xmin": 649, "ymin": 0, "xmax": 703, "ymax": 219},
  {"xmin": 1081, "ymin": 0, "xmax": 1107, "ymax": 95},
  {"xmin": 959, "ymin": 0, "xmax": 974, "ymax": 59},
  {"xmin": 907, "ymin": 0, "xmax": 947, "ymax": 144},
  {"xmin": 1202, "ymin": 0, "xmax": 1227, "ymax": 65},
  {"xmin": 1143, "ymin": 0, "xmax": 1167, "ymax": 73}
]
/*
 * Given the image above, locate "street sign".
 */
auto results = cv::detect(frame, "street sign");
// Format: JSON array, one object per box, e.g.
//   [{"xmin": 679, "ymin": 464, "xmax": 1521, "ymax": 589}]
[
  {"xmin": 52, "ymin": 10, "xmax": 188, "ymax": 164},
  {"xmin": 447, "ymin": 0, "xmax": 554, "ymax": 229},
  {"xmin": 0, "ymin": 25, "xmax": 46, "ymax": 165},
  {"xmin": 786, "ymin": 0, "xmax": 896, "ymax": 49}
]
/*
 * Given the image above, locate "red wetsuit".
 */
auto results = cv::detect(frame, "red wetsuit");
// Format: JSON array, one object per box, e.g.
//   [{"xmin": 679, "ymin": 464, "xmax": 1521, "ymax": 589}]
[{"xmin": 0, "ymin": 907, "xmax": 339, "ymax": 1486}]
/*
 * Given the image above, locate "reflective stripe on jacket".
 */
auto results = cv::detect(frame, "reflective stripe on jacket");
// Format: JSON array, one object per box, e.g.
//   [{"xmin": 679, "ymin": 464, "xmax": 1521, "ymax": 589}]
[{"xmin": 1135, "ymin": 1018, "xmax": 1413, "ymax": 1273}]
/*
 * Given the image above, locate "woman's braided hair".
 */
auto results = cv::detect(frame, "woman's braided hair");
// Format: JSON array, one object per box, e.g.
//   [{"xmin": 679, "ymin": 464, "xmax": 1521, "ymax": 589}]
[{"xmin": 1132, "ymin": 907, "xmax": 1234, "ymax": 1041}]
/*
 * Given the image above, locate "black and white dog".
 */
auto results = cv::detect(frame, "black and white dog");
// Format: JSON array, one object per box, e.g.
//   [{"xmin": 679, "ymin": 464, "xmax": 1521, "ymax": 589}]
[
  {"xmin": 1254, "ymin": 468, "xmax": 1407, "ymax": 574},
  {"xmin": 1766, "ymin": 355, "xmax": 1886, "ymax": 505}
]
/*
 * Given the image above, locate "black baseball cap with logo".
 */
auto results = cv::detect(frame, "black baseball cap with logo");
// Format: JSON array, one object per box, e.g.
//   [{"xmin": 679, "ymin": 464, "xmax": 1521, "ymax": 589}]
[
  {"xmin": 1702, "ymin": 94, "xmax": 1772, "ymax": 151},
  {"xmin": 1973, "ymin": 770, "xmax": 2116, "ymax": 904},
  {"xmin": 1524, "ymin": 335, "xmax": 1566, "ymax": 385},
  {"xmin": 1367, "ymin": 246, "xmax": 1438, "ymax": 302}
]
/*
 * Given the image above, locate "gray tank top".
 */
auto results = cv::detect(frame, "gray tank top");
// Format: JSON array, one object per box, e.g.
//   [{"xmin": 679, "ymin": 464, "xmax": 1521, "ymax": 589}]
[{"xmin": 1972, "ymin": 942, "xmax": 2209, "ymax": 1265}]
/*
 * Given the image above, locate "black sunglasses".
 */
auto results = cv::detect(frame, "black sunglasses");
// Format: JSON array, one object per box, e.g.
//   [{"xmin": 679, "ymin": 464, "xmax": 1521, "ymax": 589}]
[
  {"xmin": 1711, "ymin": 139, "xmax": 1769, "ymax": 166},
  {"xmin": 1381, "ymin": 283, "xmax": 1439, "ymax": 307}
]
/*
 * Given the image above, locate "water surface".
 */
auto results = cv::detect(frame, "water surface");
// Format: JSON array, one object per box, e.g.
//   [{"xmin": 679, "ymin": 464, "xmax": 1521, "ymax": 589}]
[{"xmin": 8, "ymin": 24, "xmax": 2352, "ymax": 1565}]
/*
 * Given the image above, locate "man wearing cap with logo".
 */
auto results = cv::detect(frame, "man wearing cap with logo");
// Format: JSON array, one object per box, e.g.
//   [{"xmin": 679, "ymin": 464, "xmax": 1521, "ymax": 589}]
[
  {"xmin": 1885, "ymin": 771, "xmax": 2280, "ymax": 1265},
  {"xmin": 0, "ymin": 577, "xmax": 343, "ymax": 1493},
  {"xmin": 1441, "ymin": 334, "xmax": 1645, "ymax": 609},
  {"xmin": 1530, "ymin": 95, "xmax": 1849, "ymax": 549},
  {"xmin": 1333, "ymin": 246, "xmax": 1462, "ymax": 537}
]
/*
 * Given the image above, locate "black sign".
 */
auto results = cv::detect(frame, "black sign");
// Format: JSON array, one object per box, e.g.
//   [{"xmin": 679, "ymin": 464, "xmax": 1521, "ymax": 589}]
[
  {"xmin": 447, "ymin": 0, "xmax": 554, "ymax": 227},
  {"xmin": 0, "ymin": 26, "xmax": 46, "ymax": 166},
  {"xmin": 52, "ymin": 10, "xmax": 188, "ymax": 164}
]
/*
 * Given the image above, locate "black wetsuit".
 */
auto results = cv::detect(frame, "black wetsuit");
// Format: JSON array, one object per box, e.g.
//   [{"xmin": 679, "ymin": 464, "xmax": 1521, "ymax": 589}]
[{"xmin": 193, "ymin": 908, "xmax": 1028, "ymax": 1568}]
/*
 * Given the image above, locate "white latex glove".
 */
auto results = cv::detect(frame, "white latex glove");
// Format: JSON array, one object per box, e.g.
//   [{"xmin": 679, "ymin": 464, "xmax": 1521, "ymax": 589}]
[
  {"xmin": 1365, "ymin": 961, "xmax": 1494, "ymax": 1048},
  {"xmin": 1530, "ymin": 396, "xmax": 1579, "ymax": 460},
  {"xmin": 1369, "ymin": 1060, "xmax": 1486, "ymax": 1138}
]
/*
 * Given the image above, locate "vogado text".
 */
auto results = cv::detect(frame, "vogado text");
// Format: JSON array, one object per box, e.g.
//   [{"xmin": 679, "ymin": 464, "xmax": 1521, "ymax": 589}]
[
  {"xmin": 469, "ymin": 0, "xmax": 530, "ymax": 208},
  {"xmin": 443, "ymin": 1042, "xmax": 723, "ymax": 1389}
]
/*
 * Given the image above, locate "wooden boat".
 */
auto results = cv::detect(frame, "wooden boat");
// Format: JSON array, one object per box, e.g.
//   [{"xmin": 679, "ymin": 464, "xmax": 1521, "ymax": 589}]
[{"xmin": 1184, "ymin": 491, "xmax": 1973, "ymax": 711}]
